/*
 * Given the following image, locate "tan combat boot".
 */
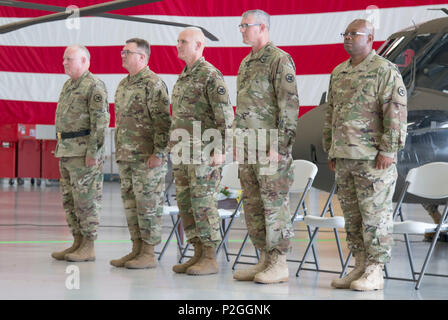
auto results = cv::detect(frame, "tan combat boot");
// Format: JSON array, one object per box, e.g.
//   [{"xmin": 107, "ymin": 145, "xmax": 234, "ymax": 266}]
[
  {"xmin": 110, "ymin": 239, "xmax": 143, "ymax": 268},
  {"xmin": 424, "ymin": 209, "xmax": 442, "ymax": 241},
  {"xmin": 331, "ymin": 252, "xmax": 366, "ymax": 289},
  {"xmin": 124, "ymin": 242, "xmax": 157, "ymax": 269},
  {"xmin": 65, "ymin": 237, "xmax": 95, "ymax": 262},
  {"xmin": 350, "ymin": 263, "xmax": 384, "ymax": 291},
  {"xmin": 253, "ymin": 250, "xmax": 289, "ymax": 284},
  {"xmin": 233, "ymin": 250, "xmax": 268, "ymax": 281},
  {"xmin": 51, "ymin": 234, "xmax": 83, "ymax": 260},
  {"xmin": 172, "ymin": 243, "xmax": 203, "ymax": 273},
  {"xmin": 186, "ymin": 245, "xmax": 218, "ymax": 275}
]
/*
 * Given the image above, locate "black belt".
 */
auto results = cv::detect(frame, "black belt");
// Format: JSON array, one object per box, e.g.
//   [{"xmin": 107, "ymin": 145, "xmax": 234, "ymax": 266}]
[{"xmin": 57, "ymin": 129, "xmax": 90, "ymax": 140}]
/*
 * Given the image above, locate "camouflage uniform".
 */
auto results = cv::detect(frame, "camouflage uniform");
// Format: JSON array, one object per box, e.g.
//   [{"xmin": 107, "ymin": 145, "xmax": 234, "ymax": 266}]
[
  {"xmin": 322, "ymin": 50, "xmax": 407, "ymax": 264},
  {"xmin": 170, "ymin": 57, "xmax": 234, "ymax": 248},
  {"xmin": 55, "ymin": 70, "xmax": 110, "ymax": 240},
  {"xmin": 114, "ymin": 66, "xmax": 171, "ymax": 246},
  {"xmin": 236, "ymin": 42, "xmax": 300, "ymax": 254}
]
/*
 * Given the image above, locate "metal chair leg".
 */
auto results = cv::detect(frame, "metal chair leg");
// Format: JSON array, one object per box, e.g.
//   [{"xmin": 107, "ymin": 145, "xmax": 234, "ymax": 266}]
[{"xmin": 232, "ymin": 232, "xmax": 250, "ymax": 270}]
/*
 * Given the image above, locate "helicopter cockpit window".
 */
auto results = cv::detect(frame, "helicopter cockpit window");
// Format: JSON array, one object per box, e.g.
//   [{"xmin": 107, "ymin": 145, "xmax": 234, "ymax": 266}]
[
  {"xmin": 392, "ymin": 33, "xmax": 436, "ymax": 72},
  {"xmin": 415, "ymin": 36, "xmax": 448, "ymax": 94},
  {"xmin": 379, "ymin": 36, "xmax": 405, "ymax": 60}
]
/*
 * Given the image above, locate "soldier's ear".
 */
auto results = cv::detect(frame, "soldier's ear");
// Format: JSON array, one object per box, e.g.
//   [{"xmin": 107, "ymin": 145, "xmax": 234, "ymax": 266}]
[{"xmin": 194, "ymin": 40, "xmax": 203, "ymax": 52}]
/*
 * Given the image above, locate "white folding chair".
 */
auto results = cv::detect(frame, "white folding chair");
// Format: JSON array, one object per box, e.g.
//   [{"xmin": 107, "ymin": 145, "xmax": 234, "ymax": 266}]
[
  {"xmin": 295, "ymin": 182, "xmax": 347, "ymax": 277},
  {"xmin": 157, "ymin": 168, "xmax": 184, "ymax": 261},
  {"xmin": 232, "ymin": 159, "xmax": 319, "ymax": 269},
  {"xmin": 178, "ymin": 162, "xmax": 243, "ymax": 263},
  {"xmin": 388, "ymin": 162, "xmax": 448, "ymax": 289}
]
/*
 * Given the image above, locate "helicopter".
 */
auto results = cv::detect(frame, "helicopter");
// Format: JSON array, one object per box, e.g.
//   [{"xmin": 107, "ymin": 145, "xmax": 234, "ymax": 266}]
[{"xmin": 292, "ymin": 9, "xmax": 448, "ymax": 204}]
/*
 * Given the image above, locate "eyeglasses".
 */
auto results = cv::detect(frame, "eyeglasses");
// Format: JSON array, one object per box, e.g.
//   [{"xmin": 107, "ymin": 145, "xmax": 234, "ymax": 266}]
[
  {"xmin": 120, "ymin": 50, "xmax": 144, "ymax": 56},
  {"xmin": 340, "ymin": 32, "xmax": 369, "ymax": 38},
  {"xmin": 238, "ymin": 23, "xmax": 261, "ymax": 30}
]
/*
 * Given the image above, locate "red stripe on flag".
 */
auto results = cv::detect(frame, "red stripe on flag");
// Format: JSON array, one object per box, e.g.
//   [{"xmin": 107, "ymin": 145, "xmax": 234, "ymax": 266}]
[
  {"xmin": 0, "ymin": 42, "xmax": 384, "ymax": 75},
  {"xmin": 0, "ymin": 0, "xmax": 446, "ymax": 17}
]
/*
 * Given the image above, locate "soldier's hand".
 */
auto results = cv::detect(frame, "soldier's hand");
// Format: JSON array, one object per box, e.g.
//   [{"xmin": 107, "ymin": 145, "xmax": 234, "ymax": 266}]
[
  {"xmin": 376, "ymin": 154, "xmax": 394, "ymax": 170},
  {"xmin": 85, "ymin": 156, "xmax": 98, "ymax": 167},
  {"xmin": 147, "ymin": 154, "xmax": 162, "ymax": 168},
  {"xmin": 268, "ymin": 150, "xmax": 283, "ymax": 162},
  {"xmin": 328, "ymin": 159, "xmax": 336, "ymax": 172}
]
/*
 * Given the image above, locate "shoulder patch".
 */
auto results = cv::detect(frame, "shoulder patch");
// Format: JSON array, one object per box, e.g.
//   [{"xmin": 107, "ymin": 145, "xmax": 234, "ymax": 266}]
[
  {"xmin": 217, "ymin": 86, "xmax": 226, "ymax": 95},
  {"xmin": 94, "ymin": 94, "xmax": 103, "ymax": 102},
  {"xmin": 397, "ymin": 87, "xmax": 406, "ymax": 97},
  {"xmin": 285, "ymin": 74, "xmax": 295, "ymax": 83}
]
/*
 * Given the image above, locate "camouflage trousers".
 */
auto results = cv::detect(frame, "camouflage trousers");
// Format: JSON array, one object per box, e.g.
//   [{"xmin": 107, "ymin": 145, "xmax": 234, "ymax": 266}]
[
  {"xmin": 118, "ymin": 160, "xmax": 167, "ymax": 245},
  {"xmin": 239, "ymin": 156, "xmax": 294, "ymax": 254},
  {"xmin": 335, "ymin": 158, "xmax": 397, "ymax": 264},
  {"xmin": 59, "ymin": 156, "xmax": 104, "ymax": 240},
  {"xmin": 173, "ymin": 163, "xmax": 221, "ymax": 248}
]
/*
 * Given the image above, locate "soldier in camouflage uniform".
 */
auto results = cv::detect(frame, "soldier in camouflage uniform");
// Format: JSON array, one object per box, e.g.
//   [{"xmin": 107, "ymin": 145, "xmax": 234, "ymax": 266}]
[
  {"xmin": 232, "ymin": 10, "xmax": 300, "ymax": 284},
  {"xmin": 110, "ymin": 38, "xmax": 171, "ymax": 269},
  {"xmin": 170, "ymin": 27, "xmax": 234, "ymax": 276},
  {"xmin": 51, "ymin": 45, "xmax": 110, "ymax": 262},
  {"xmin": 323, "ymin": 20, "xmax": 407, "ymax": 291}
]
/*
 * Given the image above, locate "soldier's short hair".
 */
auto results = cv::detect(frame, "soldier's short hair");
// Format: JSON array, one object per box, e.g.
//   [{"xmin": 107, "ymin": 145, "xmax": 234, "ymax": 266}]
[
  {"xmin": 183, "ymin": 27, "xmax": 206, "ymax": 47},
  {"xmin": 68, "ymin": 45, "xmax": 90, "ymax": 62},
  {"xmin": 126, "ymin": 38, "xmax": 151, "ymax": 61},
  {"xmin": 243, "ymin": 9, "xmax": 270, "ymax": 31},
  {"xmin": 349, "ymin": 19, "xmax": 375, "ymax": 37}
]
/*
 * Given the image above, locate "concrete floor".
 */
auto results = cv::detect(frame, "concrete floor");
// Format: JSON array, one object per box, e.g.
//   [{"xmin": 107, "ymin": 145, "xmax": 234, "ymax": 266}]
[{"xmin": 1, "ymin": 179, "xmax": 447, "ymax": 300}]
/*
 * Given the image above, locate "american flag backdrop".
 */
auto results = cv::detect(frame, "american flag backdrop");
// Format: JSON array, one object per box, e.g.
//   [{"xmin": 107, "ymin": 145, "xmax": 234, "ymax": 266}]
[{"xmin": 0, "ymin": 0, "xmax": 447, "ymax": 125}]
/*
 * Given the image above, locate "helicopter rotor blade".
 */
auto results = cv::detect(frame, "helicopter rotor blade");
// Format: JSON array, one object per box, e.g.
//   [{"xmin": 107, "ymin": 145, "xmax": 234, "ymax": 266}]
[
  {"xmin": 0, "ymin": 0, "xmax": 162, "ymax": 34},
  {"xmin": 0, "ymin": 0, "xmax": 218, "ymax": 40}
]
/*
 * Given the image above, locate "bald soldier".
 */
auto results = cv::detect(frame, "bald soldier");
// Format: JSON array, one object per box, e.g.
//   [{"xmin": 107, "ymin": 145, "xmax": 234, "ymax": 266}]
[
  {"xmin": 110, "ymin": 38, "xmax": 171, "ymax": 269},
  {"xmin": 323, "ymin": 20, "xmax": 407, "ymax": 291},
  {"xmin": 170, "ymin": 27, "xmax": 234, "ymax": 275},
  {"xmin": 233, "ymin": 10, "xmax": 300, "ymax": 284},
  {"xmin": 51, "ymin": 45, "xmax": 110, "ymax": 262}
]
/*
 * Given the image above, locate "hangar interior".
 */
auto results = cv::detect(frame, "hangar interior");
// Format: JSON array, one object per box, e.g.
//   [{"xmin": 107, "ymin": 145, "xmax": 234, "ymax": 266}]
[{"xmin": 1, "ymin": 179, "xmax": 447, "ymax": 300}]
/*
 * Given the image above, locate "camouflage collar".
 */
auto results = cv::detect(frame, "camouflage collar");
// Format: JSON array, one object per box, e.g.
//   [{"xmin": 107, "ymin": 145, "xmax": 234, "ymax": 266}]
[
  {"xmin": 344, "ymin": 50, "xmax": 377, "ymax": 73},
  {"xmin": 182, "ymin": 56, "xmax": 205, "ymax": 77},
  {"xmin": 127, "ymin": 66, "xmax": 149, "ymax": 85},
  {"xmin": 68, "ymin": 70, "xmax": 90, "ymax": 89},
  {"xmin": 248, "ymin": 41, "xmax": 274, "ymax": 61}
]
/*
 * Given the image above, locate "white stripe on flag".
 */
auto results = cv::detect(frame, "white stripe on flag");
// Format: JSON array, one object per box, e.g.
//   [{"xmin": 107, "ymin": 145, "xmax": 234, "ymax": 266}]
[
  {"xmin": 0, "ymin": 5, "xmax": 443, "ymax": 47},
  {"xmin": 0, "ymin": 71, "xmax": 330, "ymax": 106}
]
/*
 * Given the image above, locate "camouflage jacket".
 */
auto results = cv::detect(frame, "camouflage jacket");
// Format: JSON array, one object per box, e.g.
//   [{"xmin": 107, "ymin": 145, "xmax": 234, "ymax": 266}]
[
  {"xmin": 55, "ymin": 71, "xmax": 110, "ymax": 159},
  {"xmin": 322, "ymin": 50, "xmax": 408, "ymax": 160},
  {"xmin": 170, "ymin": 57, "xmax": 234, "ymax": 154},
  {"xmin": 114, "ymin": 66, "xmax": 171, "ymax": 162},
  {"xmin": 236, "ymin": 42, "xmax": 300, "ymax": 156}
]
